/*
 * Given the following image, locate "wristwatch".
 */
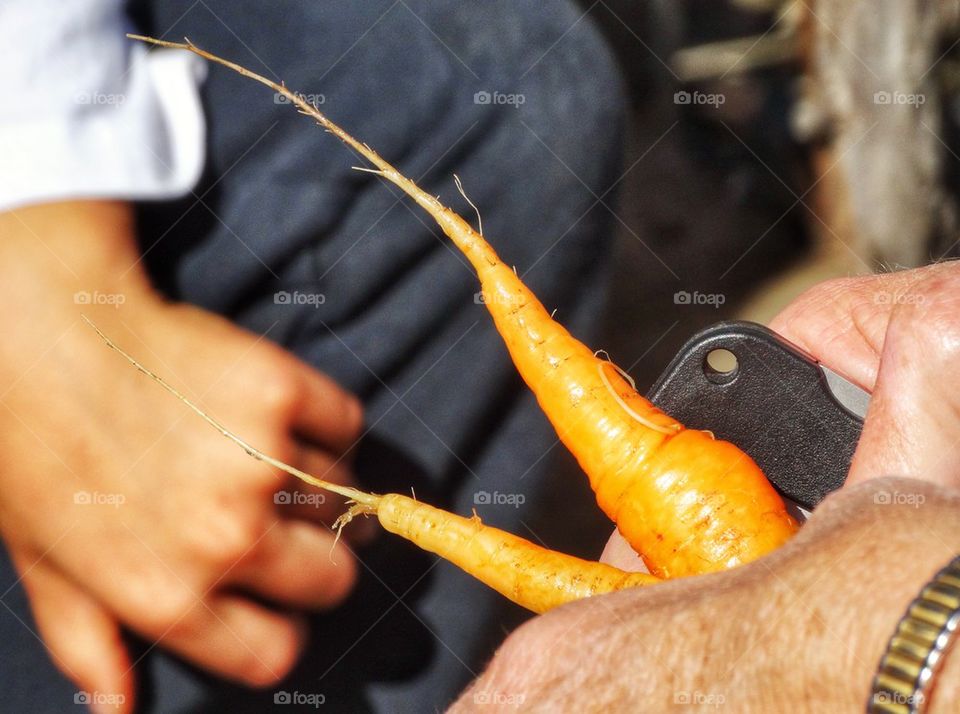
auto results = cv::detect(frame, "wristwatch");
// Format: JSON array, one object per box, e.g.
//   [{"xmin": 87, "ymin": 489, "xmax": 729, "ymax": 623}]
[{"xmin": 869, "ymin": 555, "xmax": 960, "ymax": 713}]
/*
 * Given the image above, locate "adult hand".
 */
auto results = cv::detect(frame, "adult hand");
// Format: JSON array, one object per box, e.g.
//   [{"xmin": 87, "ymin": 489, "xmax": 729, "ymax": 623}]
[
  {"xmin": 0, "ymin": 201, "xmax": 365, "ymax": 713},
  {"xmin": 454, "ymin": 262, "xmax": 960, "ymax": 712},
  {"xmin": 769, "ymin": 261, "xmax": 960, "ymax": 490},
  {"xmin": 600, "ymin": 261, "xmax": 960, "ymax": 569},
  {"xmin": 454, "ymin": 478, "xmax": 960, "ymax": 712}
]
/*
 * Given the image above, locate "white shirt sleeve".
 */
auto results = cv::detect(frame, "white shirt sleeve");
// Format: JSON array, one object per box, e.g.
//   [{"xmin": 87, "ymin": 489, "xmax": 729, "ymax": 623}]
[{"xmin": 0, "ymin": 0, "xmax": 206, "ymax": 212}]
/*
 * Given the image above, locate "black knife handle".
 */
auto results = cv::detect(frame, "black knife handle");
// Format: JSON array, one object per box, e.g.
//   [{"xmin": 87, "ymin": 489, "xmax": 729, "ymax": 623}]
[{"xmin": 646, "ymin": 321, "xmax": 865, "ymax": 510}]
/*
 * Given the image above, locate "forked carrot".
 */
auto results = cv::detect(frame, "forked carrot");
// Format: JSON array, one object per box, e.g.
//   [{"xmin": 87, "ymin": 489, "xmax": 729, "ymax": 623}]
[
  {"xmin": 126, "ymin": 34, "xmax": 798, "ymax": 580},
  {"xmin": 85, "ymin": 317, "xmax": 658, "ymax": 613}
]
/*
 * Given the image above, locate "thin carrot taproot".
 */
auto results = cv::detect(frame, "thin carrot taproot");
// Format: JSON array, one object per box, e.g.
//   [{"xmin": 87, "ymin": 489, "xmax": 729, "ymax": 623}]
[
  {"xmin": 85, "ymin": 317, "xmax": 658, "ymax": 613},
  {"xmin": 128, "ymin": 36, "xmax": 799, "ymax": 580},
  {"xmin": 350, "ymin": 495, "xmax": 659, "ymax": 613}
]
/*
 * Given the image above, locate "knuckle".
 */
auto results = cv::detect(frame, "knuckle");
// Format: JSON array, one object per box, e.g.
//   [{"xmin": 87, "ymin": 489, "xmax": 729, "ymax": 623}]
[
  {"xmin": 262, "ymin": 379, "xmax": 301, "ymax": 418},
  {"xmin": 211, "ymin": 521, "xmax": 263, "ymax": 567},
  {"xmin": 254, "ymin": 362, "xmax": 302, "ymax": 418},
  {"xmin": 135, "ymin": 581, "xmax": 200, "ymax": 635},
  {"xmin": 185, "ymin": 511, "xmax": 264, "ymax": 567}
]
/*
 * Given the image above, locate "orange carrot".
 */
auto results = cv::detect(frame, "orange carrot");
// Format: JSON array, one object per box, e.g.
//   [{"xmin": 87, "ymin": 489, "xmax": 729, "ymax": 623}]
[
  {"xmin": 128, "ymin": 36, "xmax": 798, "ymax": 580},
  {"xmin": 344, "ymin": 494, "xmax": 659, "ymax": 613},
  {"xmin": 87, "ymin": 316, "xmax": 658, "ymax": 613}
]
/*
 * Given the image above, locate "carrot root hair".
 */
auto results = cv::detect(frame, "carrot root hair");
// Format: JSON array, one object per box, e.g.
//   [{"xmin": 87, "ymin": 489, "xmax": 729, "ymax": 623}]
[
  {"xmin": 332, "ymin": 501, "xmax": 379, "ymax": 549},
  {"xmin": 597, "ymin": 361, "xmax": 680, "ymax": 435}
]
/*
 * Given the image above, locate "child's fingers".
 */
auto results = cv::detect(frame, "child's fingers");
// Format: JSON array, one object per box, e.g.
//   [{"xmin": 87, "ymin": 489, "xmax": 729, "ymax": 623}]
[
  {"xmin": 161, "ymin": 594, "xmax": 307, "ymax": 688},
  {"xmin": 289, "ymin": 361, "xmax": 364, "ymax": 454},
  {"xmin": 273, "ymin": 447, "xmax": 358, "ymax": 523},
  {"xmin": 18, "ymin": 559, "xmax": 135, "ymax": 714},
  {"xmin": 229, "ymin": 519, "xmax": 357, "ymax": 610}
]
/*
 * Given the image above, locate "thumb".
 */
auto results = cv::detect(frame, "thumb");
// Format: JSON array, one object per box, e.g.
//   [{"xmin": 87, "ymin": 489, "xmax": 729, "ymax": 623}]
[
  {"xmin": 847, "ymin": 279, "xmax": 960, "ymax": 490},
  {"xmin": 17, "ymin": 558, "xmax": 135, "ymax": 714}
]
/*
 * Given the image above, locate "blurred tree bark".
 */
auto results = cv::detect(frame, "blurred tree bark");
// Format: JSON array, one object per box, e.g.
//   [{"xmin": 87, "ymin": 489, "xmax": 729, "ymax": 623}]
[{"xmin": 795, "ymin": 0, "xmax": 960, "ymax": 267}]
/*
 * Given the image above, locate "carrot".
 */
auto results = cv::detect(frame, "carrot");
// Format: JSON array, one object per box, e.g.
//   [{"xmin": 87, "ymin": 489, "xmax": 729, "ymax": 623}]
[
  {"xmin": 126, "ymin": 35, "xmax": 798, "ymax": 580},
  {"xmin": 85, "ymin": 317, "xmax": 659, "ymax": 613},
  {"xmin": 346, "ymin": 494, "xmax": 659, "ymax": 613}
]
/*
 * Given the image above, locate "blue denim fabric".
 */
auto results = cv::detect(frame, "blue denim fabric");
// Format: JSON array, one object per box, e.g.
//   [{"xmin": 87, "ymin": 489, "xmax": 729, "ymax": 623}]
[{"xmin": 0, "ymin": 2, "xmax": 625, "ymax": 711}]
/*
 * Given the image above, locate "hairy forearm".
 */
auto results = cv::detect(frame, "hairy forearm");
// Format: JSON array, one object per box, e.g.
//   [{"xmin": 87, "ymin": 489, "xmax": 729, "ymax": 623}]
[
  {"xmin": 460, "ymin": 478, "xmax": 960, "ymax": 713},
  {"xmin": 765, "ymin": 478, "xmax": 960, "ymax": 711}
]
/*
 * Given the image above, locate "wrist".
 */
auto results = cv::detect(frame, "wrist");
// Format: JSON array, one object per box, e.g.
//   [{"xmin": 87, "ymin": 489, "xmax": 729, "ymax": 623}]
[
  {"xmin": 842, "ymin": 481, "xmax": 960, "ymax": 711},
  {"xmin": 880, "ymin": 553, "xmax": 960, "ymax": 714},
  {"xmin": 767, "ymin": 478, "xmax": 960, "ymax": 710},
  {"xmin": 0, "ymin": 200, "xmax": 164, "ymax": 365},
  {"xmin": 0, "ymin": 200, "xmax": 147, "ymax": 281}
]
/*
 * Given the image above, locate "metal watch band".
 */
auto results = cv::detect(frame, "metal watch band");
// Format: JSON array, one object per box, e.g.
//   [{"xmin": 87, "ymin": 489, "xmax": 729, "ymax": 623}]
[{"xmin": 869, "ymin": 555, "xmax": 960, "ymax": 713}]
